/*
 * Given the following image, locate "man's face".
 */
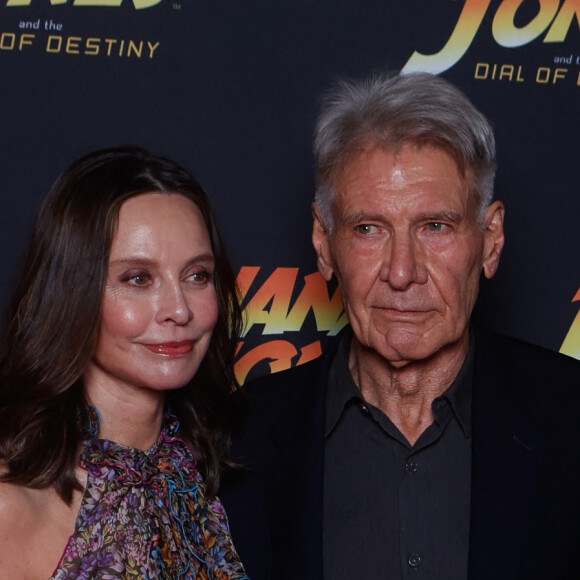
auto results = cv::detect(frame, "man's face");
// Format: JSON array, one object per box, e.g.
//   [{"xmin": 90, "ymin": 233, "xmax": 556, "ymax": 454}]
[{"xmin": 313, "ymin": 144, "xmax": 504, "ymax": 368}]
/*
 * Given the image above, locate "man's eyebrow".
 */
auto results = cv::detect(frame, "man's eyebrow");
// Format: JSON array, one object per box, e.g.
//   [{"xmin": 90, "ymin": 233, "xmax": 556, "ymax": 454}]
[
  {"xmin": 341, "ymin": 209, "xmax": 463, "ymax": 226},
  {"xmin": 341, "ymin": 211, "xmax": 385, "ymax": 226},
  {"xmin": 418, "ymin": 210, "xmax": 463, "ymax": 222}
]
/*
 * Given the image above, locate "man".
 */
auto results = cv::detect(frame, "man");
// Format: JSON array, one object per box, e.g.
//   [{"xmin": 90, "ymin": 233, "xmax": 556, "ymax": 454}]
[{"xmin": 220, "ymin": 73, "xmax": 580, "ymax": 580}]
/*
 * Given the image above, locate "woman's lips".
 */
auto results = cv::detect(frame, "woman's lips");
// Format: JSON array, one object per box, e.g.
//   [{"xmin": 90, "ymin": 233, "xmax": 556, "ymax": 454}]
[{"xmin": 143, "ymin": 340, "xmax": 195, "ymax": 356}]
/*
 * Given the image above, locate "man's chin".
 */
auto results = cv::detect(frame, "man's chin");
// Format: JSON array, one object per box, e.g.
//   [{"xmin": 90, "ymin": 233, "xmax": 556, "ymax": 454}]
[
  {"xmin": 359, "ymin": 325, "xmax": 469, "ymax": 369},
  {"xmin": 366, "ymin": 329, "xmax": 445, "ymax": 366}
]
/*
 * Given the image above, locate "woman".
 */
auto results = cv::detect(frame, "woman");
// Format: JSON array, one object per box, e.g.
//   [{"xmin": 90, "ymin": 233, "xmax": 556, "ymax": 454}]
[{"xmin": 0, "ymin": 147, "xmax": 249, "ymax": 579}]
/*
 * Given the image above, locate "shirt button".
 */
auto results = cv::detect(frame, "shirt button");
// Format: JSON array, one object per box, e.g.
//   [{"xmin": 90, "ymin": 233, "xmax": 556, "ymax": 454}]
[
  {"xmin": 408, "ymin": 553, "xmax": 422, "ymax": 568},
  {"xmin": 405, "ymin": 459, "xmax": 418, "ymax": 472},
  {"xmin": 360, "ymin": 403, "xmax": 369, "ymax": 414}
]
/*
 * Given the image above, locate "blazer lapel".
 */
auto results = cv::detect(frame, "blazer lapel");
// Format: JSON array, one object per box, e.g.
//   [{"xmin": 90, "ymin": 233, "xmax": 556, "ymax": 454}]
[
  {"xmin": 264, "ymin": 356, "xmax": 328, "ymax": 580},
  {"xmin": 468, "ymin": 329, "xmax": 542, "ymax": 580}
]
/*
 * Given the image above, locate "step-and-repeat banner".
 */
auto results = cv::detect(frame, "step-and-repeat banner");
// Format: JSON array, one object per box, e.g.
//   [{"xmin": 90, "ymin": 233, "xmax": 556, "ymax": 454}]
[{"xmin": 1, "ymin": 0, "xmax": 578, "ymax": 383}]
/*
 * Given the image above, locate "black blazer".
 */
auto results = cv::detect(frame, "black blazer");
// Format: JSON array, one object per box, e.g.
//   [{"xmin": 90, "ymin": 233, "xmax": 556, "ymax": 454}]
[{"xmin": 220, "ymin": 326, "xmax": 580, "ymax": 580}]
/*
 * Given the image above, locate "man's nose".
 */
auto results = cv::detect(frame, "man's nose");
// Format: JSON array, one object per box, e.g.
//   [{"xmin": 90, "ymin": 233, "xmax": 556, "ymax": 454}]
[{"xmin": 379, "ymin": 233, "xmax": 428, "ymax": 290}]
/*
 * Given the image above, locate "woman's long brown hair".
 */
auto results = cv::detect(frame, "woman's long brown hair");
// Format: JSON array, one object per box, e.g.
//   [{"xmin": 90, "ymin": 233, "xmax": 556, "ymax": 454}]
[{"xmin": 0, "ymin": 146, "xmax": 243, "ymax": 502}]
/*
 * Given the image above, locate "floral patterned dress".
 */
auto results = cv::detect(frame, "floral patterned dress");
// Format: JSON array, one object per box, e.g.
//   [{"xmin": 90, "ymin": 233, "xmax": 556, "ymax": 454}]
[{"xmin": 50, "ymin": 414, "xmax": 249, "ymax": 580}]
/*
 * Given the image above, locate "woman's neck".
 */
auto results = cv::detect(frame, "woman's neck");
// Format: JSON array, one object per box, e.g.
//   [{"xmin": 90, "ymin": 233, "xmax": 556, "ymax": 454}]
[{"xmin": 83, "ymin": 381, "xmax": 165, "ymax": 450}]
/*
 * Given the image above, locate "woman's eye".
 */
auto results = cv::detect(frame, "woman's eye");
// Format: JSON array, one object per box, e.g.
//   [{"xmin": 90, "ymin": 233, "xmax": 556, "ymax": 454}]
[
  {"xmin": 125, "ymin": 273, "xmax": 150, "ymax": 287},
  {"xmin": 188, "ymin": 270, "xmax": 213, "ymax": 284},
  {"xmin": 355, "ymin": 224, "xmax": 377, "ymax": 235}
]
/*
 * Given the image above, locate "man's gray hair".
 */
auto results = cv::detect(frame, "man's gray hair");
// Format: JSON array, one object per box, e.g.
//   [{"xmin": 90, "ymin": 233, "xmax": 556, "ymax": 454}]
[{"xmin": 314, "ymin": 73, "xmax": 496, "ymax": 229}]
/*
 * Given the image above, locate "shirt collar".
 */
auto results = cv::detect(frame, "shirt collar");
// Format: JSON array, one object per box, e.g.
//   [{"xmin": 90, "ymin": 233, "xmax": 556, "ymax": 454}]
[
  {"xmin": 325, "ymin": 327, "xmax": 474, "ymax": 439},
  {"xmin": 431, "ymin": 337, "xmax": 474, "ymax": 438},
  {"xmin": 325, "ymin": 328, "xmax": 360, "ymax": 437}
]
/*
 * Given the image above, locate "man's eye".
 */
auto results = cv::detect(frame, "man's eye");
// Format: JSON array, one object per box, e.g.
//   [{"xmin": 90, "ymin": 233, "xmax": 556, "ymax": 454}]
[
  {"xmin": 427, "ymin": 222, "xmax": 446, "ymax": 232},
  {"xmin": 355, "ymin": 224, "xmax": 377, "ymax": 235}
]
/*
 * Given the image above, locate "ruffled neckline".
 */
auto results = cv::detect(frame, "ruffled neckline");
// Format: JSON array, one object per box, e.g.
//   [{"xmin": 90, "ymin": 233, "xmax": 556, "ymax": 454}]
[
  {"xmin": 50, "ymin": 408, "xmax": 249, "ymax": 580},
  {"xmin": 79, "ymin": 410, "xmax": 187, "ymax": 486}
]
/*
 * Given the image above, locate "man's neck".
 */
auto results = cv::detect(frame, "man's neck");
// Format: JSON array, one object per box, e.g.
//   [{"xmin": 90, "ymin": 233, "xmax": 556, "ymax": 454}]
[{"xmin": 348, "ymin": 338, "xmax": 469, "ymax": 445}]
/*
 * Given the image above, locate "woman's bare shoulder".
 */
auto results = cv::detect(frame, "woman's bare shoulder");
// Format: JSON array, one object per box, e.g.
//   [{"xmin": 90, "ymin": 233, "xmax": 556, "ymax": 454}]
[
  {"xmin": 0, "ymin": 479, "xmax": 73, "ymax": 577},
  {"xmin": 0, "ymin": 478, "xmax": 37, "ymax": 534},
  {"xmin": 0, "ymin": 475, "xmax": 30, "ymax": 511},
  {"xmin": 0, "ymin": 480, "xmax": 38, "ymax": 573}
]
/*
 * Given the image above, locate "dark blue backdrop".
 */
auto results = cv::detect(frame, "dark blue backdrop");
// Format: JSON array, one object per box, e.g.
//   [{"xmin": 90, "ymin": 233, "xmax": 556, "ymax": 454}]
[{"xmin": 1, "ymin": 0, "xmax": 579, "ymax": 380}]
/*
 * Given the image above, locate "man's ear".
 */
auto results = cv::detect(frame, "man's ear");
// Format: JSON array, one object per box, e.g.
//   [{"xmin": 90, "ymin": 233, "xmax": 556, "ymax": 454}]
[
  {"xmin": 481, "ymin": 200, "xmax": 505, "ymax": 279},
  {"xmin": 312, "ymin": 203, "xmax": 334, "ymax": 282}
]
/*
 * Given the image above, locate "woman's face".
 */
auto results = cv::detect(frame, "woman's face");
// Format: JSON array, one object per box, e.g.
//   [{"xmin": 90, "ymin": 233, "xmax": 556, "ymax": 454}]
[{"xmin": 84, "ymin": 193, "xmax": 219, "ymax": 398}]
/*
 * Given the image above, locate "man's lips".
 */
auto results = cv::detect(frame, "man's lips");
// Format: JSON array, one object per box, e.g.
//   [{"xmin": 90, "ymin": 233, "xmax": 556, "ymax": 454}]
[
  {"xmin": 373, "ymin": 306, "xmax": 433, "ymax": 318},
  {"xmin": 142, "ymin": 340, "xmax": 195, "ymax": 356}
]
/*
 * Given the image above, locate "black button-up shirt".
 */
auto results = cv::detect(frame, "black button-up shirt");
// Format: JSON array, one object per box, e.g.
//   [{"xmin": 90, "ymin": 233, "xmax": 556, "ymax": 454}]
[{"xmin": 323, "ymin": 331, "xmax": 473, "ymax": 579}]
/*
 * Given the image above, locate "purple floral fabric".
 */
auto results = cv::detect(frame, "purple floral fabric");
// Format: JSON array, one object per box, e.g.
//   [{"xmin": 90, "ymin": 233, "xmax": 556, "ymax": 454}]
[{"xmin": 50, "ymin": 415, "xmax": 249, "ymax": 580}]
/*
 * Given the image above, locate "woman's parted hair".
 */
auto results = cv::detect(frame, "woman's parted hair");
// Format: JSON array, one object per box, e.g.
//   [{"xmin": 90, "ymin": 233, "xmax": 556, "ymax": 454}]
[
  {"xmin": 314, "ymin": 72, "xmax": 497, "ymax": 229},
  {"xmin": 0, "ymin": 146, "xmax": 243, "ymax": 500}
]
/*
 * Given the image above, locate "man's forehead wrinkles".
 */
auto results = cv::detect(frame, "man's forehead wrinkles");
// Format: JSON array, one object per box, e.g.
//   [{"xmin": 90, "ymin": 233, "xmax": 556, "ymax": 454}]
[{"xmin": 337, "ymin": 188, "xmax": 468, "ymax": 218}]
